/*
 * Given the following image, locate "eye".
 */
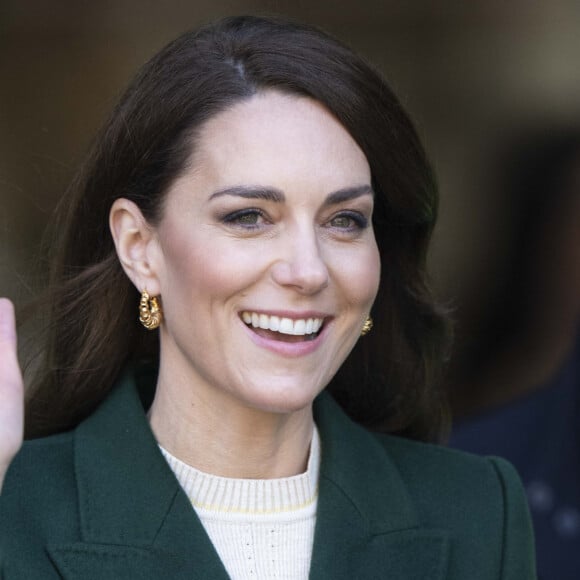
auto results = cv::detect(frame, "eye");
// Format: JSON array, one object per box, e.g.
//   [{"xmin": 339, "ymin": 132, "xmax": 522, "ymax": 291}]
[
  {"xmin": 328, "ymin": 211, "xmax": 368, "ymax": 231},
  {"xmin": 330, "ymin": 215, "xmax": 355, "ymax": 229},
  {"xmin": 222, "ymin": 208, "xmax": 268, "ymax": 229}
]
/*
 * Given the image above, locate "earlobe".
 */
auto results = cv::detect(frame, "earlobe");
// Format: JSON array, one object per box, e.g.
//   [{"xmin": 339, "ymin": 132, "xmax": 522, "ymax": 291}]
[{"xmin": 109, "ymin": 198, "xmax": 161, "ymax": 294}]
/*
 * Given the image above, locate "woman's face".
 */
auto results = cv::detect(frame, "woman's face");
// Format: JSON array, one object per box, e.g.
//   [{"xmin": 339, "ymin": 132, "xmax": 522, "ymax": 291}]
[{"xmin": 150, "ymin": 91, "xmax": 380, "ymax": 415}]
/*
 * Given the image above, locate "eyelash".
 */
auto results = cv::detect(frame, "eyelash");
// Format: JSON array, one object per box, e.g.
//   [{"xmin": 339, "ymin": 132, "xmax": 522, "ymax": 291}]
[
  {"xmin": 221, "ymin": 208, "xmax": 267, "ymax": 230},
  {"xmin": 220, "ymin": 208, "xmax": 369, "ymax": 233},
  {"xmin": 327, "ymin": 211, "xmax": 369, "ymax": 231}
]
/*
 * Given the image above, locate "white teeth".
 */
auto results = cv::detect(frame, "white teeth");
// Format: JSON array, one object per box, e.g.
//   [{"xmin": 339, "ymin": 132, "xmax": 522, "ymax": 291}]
[
  {"xmin": 294, "ymin": 320, "xmax": 306, "ymax": 335},
  {"xmin": 279, "ymin": 318, "xmax": 294, "ymax": 334},
  {"xmin": 241, "ymin": 312, "xmax": 324, "ymax": 336}
]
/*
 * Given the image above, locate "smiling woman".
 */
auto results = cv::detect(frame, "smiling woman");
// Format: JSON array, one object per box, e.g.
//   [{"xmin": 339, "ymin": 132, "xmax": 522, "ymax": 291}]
[
  {"xmin": 125, "ymin": 92, "xmax": 380, "ymax": 443},
  {"xmin": 0, "ymin": 15, "xmax": 535, "ymax": 579}
]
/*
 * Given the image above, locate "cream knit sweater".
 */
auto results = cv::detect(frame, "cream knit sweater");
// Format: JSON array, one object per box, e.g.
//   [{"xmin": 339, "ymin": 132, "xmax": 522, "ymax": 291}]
[{"xmin": 160, "ymin": 428, "xmax": 320, "ymax": 579}]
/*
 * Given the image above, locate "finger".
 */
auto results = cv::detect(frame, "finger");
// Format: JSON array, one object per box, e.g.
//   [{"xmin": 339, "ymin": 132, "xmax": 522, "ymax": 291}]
[
  {"xmin": 0, "ymin": 297, "xmax": 17, "ymax": 344},
  {"xmin": 0, "ymin": 298, "xmax": 24, "ymax": 489},
  {"xmin": 0, "ymin": 298, "xmax": 21, "ymax": 386}
]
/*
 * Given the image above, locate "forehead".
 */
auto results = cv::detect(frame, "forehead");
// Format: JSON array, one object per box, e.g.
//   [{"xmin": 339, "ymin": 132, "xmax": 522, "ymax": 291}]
[{"xmin": 189, "ymin": 90, "xmax": 371, "ymax": 191}]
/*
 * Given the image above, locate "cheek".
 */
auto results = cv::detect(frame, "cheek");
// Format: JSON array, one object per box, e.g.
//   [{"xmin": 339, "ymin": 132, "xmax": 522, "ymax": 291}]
[
  {"xmin": 362, "ymin": 256, "xmax": 381, "ymax": 308},
  {"xmin": 334, "ymin": 243, "xmax": 381, "ymax": 307},
  {"xmin": 158, "ymin": 230, "xmax": 267, "ymax": 304}
]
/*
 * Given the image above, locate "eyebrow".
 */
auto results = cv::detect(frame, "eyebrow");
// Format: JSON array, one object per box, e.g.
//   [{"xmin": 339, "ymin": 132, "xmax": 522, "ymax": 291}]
[
  {"xmin": 208, "ymin": 184, "xmax": 374, "ymax": 205},
  {"xmin": 209, "ymin": 186, "xmax": 284, "ymax": 202},
  {"xmin": 325, "ymin": 184, "xmax": 374, "ymax": 204}
]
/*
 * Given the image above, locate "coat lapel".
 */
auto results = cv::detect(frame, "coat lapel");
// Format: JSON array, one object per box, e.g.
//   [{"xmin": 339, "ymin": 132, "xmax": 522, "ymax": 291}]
[
  {"xmin": 47, "ymin": 368, "xmax": 229, "ymax": 580},
  {"xmin": 47, "ymin": 369, "xmax": 449, "ymax": 579},
  {"xmin": 310, "ymin": 393, "xmax": 450, "ymax": 579}
]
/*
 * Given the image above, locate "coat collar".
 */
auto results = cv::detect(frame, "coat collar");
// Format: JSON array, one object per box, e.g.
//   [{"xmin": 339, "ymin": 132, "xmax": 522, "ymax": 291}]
[
  {"xmin": 310, "ymin": 392, "xmax": 449, "ymax": 578},
  {"xmin": 48, "ymin": 368, "xmax": 449, "ymax": 579}
]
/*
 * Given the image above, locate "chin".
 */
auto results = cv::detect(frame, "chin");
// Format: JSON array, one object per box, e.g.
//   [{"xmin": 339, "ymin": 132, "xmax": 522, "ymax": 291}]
[{"xmin": 238, "ymin": 380, "xmax": 324, "ymax": 415}]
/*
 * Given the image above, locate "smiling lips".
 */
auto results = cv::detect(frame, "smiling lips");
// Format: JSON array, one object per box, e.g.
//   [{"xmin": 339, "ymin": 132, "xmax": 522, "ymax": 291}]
[{"xmin": 241, "ymin": 311, "xmax": 324, "ymax": 342}]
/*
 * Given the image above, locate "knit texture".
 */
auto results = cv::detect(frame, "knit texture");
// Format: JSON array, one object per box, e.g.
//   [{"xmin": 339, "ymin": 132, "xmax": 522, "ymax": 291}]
[{"xmin": 160, "ymin": 428, "xmax": 320, "ymax": 579}]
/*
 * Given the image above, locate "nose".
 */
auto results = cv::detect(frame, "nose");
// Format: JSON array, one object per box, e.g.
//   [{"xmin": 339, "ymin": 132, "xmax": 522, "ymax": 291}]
[{"xmin": 271, "ymin": 230, "xmax": 329, "ymax": 295}]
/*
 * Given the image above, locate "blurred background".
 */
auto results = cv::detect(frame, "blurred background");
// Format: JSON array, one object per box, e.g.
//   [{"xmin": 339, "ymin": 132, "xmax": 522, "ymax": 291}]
[{"xmin": 1, "ymin": 1, "xmax": 580, "ymax": 577}]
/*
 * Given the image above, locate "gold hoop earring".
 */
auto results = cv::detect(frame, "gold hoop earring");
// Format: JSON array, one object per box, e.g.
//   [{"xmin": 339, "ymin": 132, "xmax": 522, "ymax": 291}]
[
  {"xmin": 361, "ymin": 316, "xmax": 373, "ymax": 336},
  {"xmin": 139, "ymin": 290, "xmax": 162, "ymax": 330}
]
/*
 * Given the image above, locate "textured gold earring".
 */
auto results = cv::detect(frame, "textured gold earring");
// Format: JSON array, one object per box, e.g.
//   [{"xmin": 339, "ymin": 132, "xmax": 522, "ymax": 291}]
[
  {"xmin": 361, "ymin": 316, "xmax": 373, "ymax": 336},
  {"xmin": 139, "ymin": 290, "xmax": 162, "ymax": 330}
]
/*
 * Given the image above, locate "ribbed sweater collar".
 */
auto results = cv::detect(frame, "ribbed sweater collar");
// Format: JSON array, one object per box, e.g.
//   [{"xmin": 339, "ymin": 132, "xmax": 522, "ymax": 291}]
[{"xmin": 159, "ymin": 427, "xmax": 320, "ymax": 517}]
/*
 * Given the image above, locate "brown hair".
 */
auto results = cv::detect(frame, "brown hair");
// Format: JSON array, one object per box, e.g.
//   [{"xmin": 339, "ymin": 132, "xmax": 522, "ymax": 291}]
[{"xmin": 25, "ymin": 15, "xmax": 450, "ymax": 441}]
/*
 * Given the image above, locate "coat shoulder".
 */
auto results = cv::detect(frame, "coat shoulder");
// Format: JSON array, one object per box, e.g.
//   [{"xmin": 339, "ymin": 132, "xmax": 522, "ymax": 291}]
[
  {"xmin": 374, "ymin": 433, "xmax": 532, "ymax": 548},
  {"xmin": 377, "ymin": 433, "xmax": 520, "ymax": 492},
  {"xmin": 1, "ymin": 431, "xmax": 79, "ymax": 540},
  {"xmin": 5, "ymin": 430, "xmax": 75, "ymax": 488}
]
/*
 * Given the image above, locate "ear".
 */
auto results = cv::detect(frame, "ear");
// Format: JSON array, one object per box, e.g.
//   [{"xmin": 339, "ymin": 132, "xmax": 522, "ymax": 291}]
[{"xmin": 109, "ymin": 198, "xmax": 162, "ymax": 296}]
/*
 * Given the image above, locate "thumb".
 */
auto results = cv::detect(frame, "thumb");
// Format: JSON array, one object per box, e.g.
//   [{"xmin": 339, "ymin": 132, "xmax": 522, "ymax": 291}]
[{"xmin": 0, "ymin": 298, "xmax": 24, "ymax": 491}]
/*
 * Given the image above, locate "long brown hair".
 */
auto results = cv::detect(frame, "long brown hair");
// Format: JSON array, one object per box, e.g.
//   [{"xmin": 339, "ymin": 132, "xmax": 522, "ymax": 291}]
[{"xmin": 25, "ymin": 15, "xmax": 450, "ymax": 441}]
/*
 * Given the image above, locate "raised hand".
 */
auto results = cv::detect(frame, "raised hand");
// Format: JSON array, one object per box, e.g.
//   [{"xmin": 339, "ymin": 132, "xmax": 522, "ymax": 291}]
[{"xmin": 0, "ymin": 299, "xmax": 24, "ymax": 493}]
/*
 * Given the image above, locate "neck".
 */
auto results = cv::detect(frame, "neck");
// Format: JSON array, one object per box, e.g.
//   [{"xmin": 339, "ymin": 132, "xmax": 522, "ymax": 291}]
[{"xmin": 148, "ymin": 365, "xmax": 315, "ymax": 479}]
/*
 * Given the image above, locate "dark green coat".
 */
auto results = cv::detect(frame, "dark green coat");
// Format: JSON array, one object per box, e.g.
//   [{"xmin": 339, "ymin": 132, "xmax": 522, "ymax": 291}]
[{"xmin": 0, "ymin": 370, "xmax": 536, "ymax": 579}]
